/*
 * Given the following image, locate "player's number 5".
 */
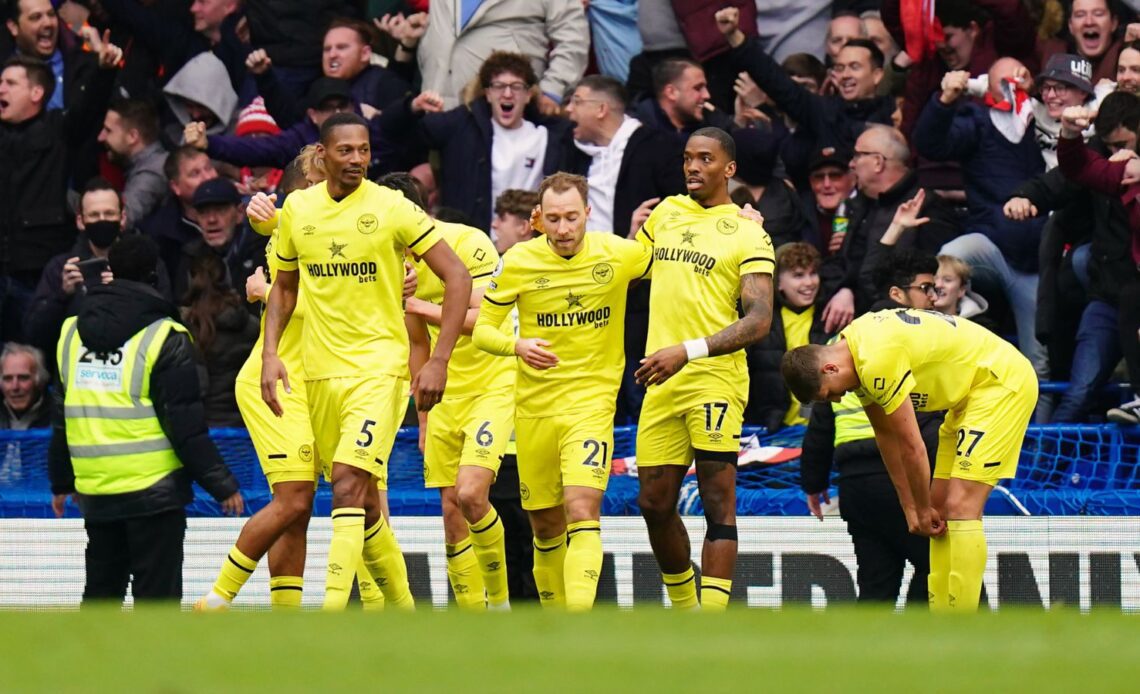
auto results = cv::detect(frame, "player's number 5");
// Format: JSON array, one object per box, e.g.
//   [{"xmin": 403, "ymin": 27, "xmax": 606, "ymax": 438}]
[{"xmin": 356, "ymin": 419, "xmax": 377, "ymax": 447}]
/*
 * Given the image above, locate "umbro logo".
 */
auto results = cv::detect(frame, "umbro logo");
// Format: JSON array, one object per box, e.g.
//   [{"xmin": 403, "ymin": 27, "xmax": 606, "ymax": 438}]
[
  {"xmin": 487, "ymin": 561, "xmax": 501, "ymax": 570},
  {"xmin": 585, "ymin": 569, "xmax": 599, "ymax": 581},
  {"xmin": 302, "ymin": 225, "xmax": 316, "ymax": 235},
  {"xmin": 328, "ymin": 562, "xmax": 343, "ymax": 576},
  {"xmin": 535, "ymin": 277, "xmax": 550, "ymax": 287}
]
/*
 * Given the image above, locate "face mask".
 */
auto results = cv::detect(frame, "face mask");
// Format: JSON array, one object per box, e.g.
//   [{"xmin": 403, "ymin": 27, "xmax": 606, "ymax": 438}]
[{"xmin": 85, "ymin": 220, "xmax": 121, "ymax": 249}]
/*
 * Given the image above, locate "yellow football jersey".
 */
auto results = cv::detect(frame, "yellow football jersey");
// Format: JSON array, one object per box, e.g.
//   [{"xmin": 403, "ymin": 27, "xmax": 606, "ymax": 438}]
[
  {"xmin": 637, "ymin": 195, "xmax": 775, "ymax": 383},
  {"xmin": 841, "ymin": 308, "xmax": 1033, "ymax": 414},
  {"xmin": 476, "ymin": 232, "xmax": 652, "ymax": 418},
  {"xmin": 236, "ymin": 229, "xmax": 306, "ymax": 385},
  {"xmin": 413, "ymin": 220, "xmax": 514, "ymax": 399},
  {"xmin": 276, "ymin": 180, "xmax": 440, "ymax": 380}
]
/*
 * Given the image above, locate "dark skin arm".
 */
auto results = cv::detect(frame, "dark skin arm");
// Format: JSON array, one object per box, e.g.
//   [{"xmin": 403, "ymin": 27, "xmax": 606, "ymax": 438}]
[
  {"xmin": 636, "ymin": 272, "xmax": 773, "ymax": 386},
  {"xmin": 260, "ymin": 268, "xmax": 298, "ymax": 417},
  {"xmin": 405, "ymin": 313, "xmax": 431, "ymax": 451},
  {"xmin": 412, "ymin": 241, "xmax": 472, "ymax": 411}
]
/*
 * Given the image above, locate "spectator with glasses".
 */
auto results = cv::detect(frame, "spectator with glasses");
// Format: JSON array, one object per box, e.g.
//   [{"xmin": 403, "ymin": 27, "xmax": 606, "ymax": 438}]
[
  {"xmin": 379, "ymin": 51, "xmax": 574, "ymax": 232},
  {"xmin": 836, "ymin": 125, "xmax": 960, "ymax": 316}
]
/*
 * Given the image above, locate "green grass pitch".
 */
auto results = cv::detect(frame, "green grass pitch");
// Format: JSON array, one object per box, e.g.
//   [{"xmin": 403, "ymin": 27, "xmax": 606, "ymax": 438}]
[{"xmin": 2, "ymin": 606, "xmax": 1139, "ymax": 691}]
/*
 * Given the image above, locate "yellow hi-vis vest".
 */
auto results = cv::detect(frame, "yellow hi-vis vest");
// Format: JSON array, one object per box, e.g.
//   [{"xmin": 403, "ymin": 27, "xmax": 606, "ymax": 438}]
[
  {"xmin": 58, "ymin": 316, "xmax": 186, "ymax": 496},
  {"xmin": 832, "ymin": 389, "xmax": 875, "ymax": 447}
]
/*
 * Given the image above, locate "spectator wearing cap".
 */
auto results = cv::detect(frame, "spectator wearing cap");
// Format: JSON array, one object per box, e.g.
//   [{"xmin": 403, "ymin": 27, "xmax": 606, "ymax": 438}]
[
  {"xmin": 834, "ymin": 124, "xmax": 960, "ymax": 322},
  {"xmin": 97, "ymin": 98, "xmax": 169, "ymax": 226},
  {"xmin": 915, "ymin": 58, "xmax": 1049, "ymax": 380},
  {"xmin": 563, "ymin": 75, "xmax": 684, "ymax": 237},
  {"xmin": 745, "ymin": 241, "xmax": 829, "ymax": 431},
  {"xmin": 139, "ymin": 147, "xmax": 219, "ymax": 282},
  {"xmin": 247, "ymin": 18, "xmax": 411, "ymax": 130},
  {"xmin": 380, "ymin": 52, "xmax": 574, "ymax": 232},
  {"xmin": 801, "ymin": 146, "xmax": 856, "ymax": 257},
  {"xmin": 0, "ymin": 48, "xmax": 121, "ymax": 345},
  {"xmin": 6, "ymin": 0, "xmax": 99, "ymax": 113},
  {"xmin": 173, "ymin": 178, "xmax": 266, "ymax": 304},
  {"xmin": 231, "ymin": 98, "xmax": 284, "ymax": 195},
  {"xmin": 1032, "ymin": 54, "xmax": 1105, "ymax": 169},
  {"xmin": 183, "ymin": 78, "xmax": 365, "ymax": 172},
  {"xmin": 397, "ymin": 0, "xmax": 588, "ymax": 113},
  {"xmin": 717, "ymin": 8, "xmax": 896, "ymax": 189},
  {"xmin": 730, "ymin": 128, "xmax": 808, "ymax": 249}
]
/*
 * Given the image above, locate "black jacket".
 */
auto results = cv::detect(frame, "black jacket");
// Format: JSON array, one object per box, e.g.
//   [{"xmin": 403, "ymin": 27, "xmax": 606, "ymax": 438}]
[
  {"xmin": 731, "ymin": 181, "xmax": 812, "ymax": 249},
  {"xmin": 565, "ymin": 123, "xmax": 686, "ymax": 237},
  {"xmin": 379, "ymin": 98, "xmax": 576, "ymax": 232},
  {"xmin": 0, "ymin": 70, "xmax": 115, "ymax": 278},
  {"xmin": 821, "ymin": 172, "xmax": 960, "ymax": 313},
  {"xmin": 48, "ymin": 280, "xmax": 239, "ymax": 521},
  {"xmin": 25, "ymin": 236, "xmax": 174, "ymax": 373},
  {"xmin": 257, "ymin": 64, "xmax": 411, "ymax": 130},
  {"xmin": 728, "ymin": 35, "xmax": 896, "ymax": 188},
  {"xmin": 745, "ymin": 300, "xmax": 830, "ymax": 431},
  {"xmin": 173, "ymin": 226, "xmax": 268, "ymax": 305},
  {"xmin": 1013, "ymin": 159, "xmax": 1138, "ymax": 310},
  {"xmin": 799, "ymin": 299, "xmax": 945, "ymax": 493},
  {"xmin": 630, "ymin": 96, "xmax": 736, "ymax": 146}
]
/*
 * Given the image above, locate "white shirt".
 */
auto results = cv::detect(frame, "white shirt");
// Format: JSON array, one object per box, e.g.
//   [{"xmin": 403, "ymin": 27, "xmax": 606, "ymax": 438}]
[
  {"xmin": 574, "ymin": 116, "xmax": 642, "ymax": 234},
  {"xmin": 491, "ymin": 119, "xmax": 548, "ymax": 227}
]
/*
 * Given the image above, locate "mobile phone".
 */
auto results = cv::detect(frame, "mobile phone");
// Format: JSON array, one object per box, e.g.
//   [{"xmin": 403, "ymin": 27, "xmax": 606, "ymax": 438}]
[{"xmin": 76, "ymin": 257, "xmax": 109, "ymax": 286}]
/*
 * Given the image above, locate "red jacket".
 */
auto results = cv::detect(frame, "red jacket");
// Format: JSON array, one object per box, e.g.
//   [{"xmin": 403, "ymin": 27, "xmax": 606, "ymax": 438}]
[{"xmin": 1057, "ymin": 135, "xmax": 1140, "ymax": 265}]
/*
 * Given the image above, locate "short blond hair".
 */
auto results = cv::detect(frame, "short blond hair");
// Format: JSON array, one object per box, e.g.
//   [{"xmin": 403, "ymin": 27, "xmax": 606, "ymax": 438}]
[{"xmin": 937, "ymin": 254, "xmax": 972, "ymax": 284}]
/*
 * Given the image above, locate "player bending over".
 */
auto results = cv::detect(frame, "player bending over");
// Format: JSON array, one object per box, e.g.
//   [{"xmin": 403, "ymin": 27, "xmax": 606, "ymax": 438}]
[{"xmin": 782, "ymin": 308, "xmax": 1037, "ymax": 611}]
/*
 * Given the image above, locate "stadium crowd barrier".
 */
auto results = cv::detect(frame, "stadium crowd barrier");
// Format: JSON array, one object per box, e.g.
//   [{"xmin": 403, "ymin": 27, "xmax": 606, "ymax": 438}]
[{"xmin": 1, "ymin": 423, "xmax": 1138, "ymax": 518}]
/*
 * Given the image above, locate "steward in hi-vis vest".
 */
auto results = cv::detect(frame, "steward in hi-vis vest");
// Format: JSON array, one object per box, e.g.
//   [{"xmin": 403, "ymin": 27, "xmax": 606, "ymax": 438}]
[{"xmin": 48, "ymin": 236, "xmax": 242, "ymax": 605}]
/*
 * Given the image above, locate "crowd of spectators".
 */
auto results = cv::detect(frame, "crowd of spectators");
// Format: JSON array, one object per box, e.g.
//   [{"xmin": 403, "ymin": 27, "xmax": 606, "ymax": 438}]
[{"xmin": 2, "ymin": 0, "xmax": 1139, "ymax": 428}]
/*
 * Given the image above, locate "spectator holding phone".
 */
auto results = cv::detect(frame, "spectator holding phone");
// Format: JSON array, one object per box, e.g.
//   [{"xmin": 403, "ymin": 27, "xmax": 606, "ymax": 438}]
[{"xmin": 24, "ymin": 178, "xmax": 172, "ymax": 373}]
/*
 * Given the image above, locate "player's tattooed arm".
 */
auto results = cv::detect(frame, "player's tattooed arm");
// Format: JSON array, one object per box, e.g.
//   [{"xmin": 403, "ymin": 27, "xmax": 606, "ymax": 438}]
[{"xmin": 705, "ymin": 272, "xmax": 773, "ymax": 357}]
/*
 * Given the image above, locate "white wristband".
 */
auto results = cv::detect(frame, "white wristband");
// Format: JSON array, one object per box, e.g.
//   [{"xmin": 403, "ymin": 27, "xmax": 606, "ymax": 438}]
[{"xmin": 683, "ymin": 338, "xmax": 709, "ymax": 361}]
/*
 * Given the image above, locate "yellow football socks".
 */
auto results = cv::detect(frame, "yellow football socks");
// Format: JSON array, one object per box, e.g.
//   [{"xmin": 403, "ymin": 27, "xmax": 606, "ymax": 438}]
[
  {"xmin": 532, "ymin": 534, "xmax": 567, "ymax": 609},
  {"xmin": 355, "ymin": 558, "xmax": 386, "ymax": 611},
  {"xmin": 564, "ymin": 520, "xmax": 602, "ymax": 612},
  {"xmin": 268, "ymin": 575, "xmax": 303, "ymax": 609},
  {"xmin": 928, "ymin": 531, "xmax": 951, "ymax": 611},
  {"xmin": 361, "ymin": 517, "xmax": 415, "ymax": 611},
  {"xmin": 947, "ymin": 519, "xmax": 986, "ymax": 612},
  {"xmin": 700, "ymin": 576, "xmax": 732, "ymax": 611},
  {"xmin": 663, "ymin": 566, "xmax": 699, "ymax": 610},
  {"xmin": 469, "ymin": 507, "xmax": 509, "ymax": 607},
  {"xmin": 445, "ymin": 535, "xmax": 486, "ymax": 610},
  {"xmin": 323, "ymin": 507, "xmax": 365, "ymax": 610},
  {"xmin": 211, "ymin": 546, "xmax": 258, "ymax": 603}
]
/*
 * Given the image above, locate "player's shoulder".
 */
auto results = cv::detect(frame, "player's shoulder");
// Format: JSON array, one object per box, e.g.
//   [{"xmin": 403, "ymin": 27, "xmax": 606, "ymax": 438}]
[
  {"xmin": 280, "ymin": 182, "xmax": 325, "ymax": 213},
  {"xmin": 651, "ymin": 194, "xmax": 695, "ymax": 218},
  {"xmin": 504, "ymin": 235, "xmax": 548, "ymax": 261}
]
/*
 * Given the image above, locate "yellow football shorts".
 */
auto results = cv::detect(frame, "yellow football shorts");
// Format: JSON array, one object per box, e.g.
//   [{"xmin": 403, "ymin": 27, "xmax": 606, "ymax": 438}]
[
  {"xmin": 636, "ymin": 374, "xmax": 744, "ymax": 467},
  {"xmin": 306, "ymin": 375, "xmax": 408, "ymax": 489},
  {"xmin": 935, "ymin": 369, "xmax": 1037, "ymax": 484},
  {"xmin": 236, "ymin": 378, "xmax": 319, "ymax": 489},
  {"xmin": 423, "ymin": 387, "xmax": 514, "ymax": 488},
  {"xmin": 515, "ymin": 408, "xmax": 613, "ymax": 511}
]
